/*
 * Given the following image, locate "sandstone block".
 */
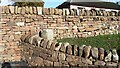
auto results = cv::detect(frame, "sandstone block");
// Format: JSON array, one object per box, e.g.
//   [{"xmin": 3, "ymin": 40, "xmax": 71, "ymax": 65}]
[
  {"xmin": 9, "ymin": 6, "xmax": 14, "ymax": 14},
  {"xmin": 91, "ymin": 47, "xmax": 98, "ymax": 59},
  {"xmin": 99, "ymin": 48, "xmax": 104, "ymax": 60},
  {"xmin": 58, "ymin": 53, "xmax": 66, "ymax": 61},
  {"xmin": 83, "ymin": 46, "xmax": 91, "ymax": 59},
  {"xmin": 37, "ymin": 7, "xmax": 42, "ymax": 15}
]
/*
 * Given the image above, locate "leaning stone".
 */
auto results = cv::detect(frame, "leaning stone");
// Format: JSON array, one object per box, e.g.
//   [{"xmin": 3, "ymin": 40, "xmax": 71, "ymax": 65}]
[
  {"xmin": 46, "ymin": 41, "xmax": 53, "ymax": 49},
  {"xmin": 55, "ymin": 42, "xmax": 62, "ymax": 51},
  {"xmin": 28, "ymin": 34, "xmax": 39, "ymax": 45},
  {"xmin": 105, "ymin": 50, "xmax": 112, "ymax": 62},
  {"xmin": 50, "ymin": 42, "xmax": 57, "ymax": 50},
  {"xmin": 40, "ymin": 39, "xmax": 48, "ymax": 48},
  {"xmin": 94, "ymin": 60, "xmax": 106, "ymax": 66},
  {"xmin": 59, "ymin": 42, "xmax": 69, "ymax": 53},
  {"xmin": 9, "ymin": 6, "xmax": 14, "ymax": 14},
  {"xmin": 54, "ymin": 62, "xmax": 62, "ymax": 66},
  {"xmin": 73, "ymin": 45, "xmax": 78, "ymax": 56},
  {"xmin": 91, "ymin": 47, "xmax": 98, "ymax": 59},
  {"xmin": 112, "ymin": 49, "xmax": 119, "ymax": 63},
  {"xmin": 83, "ymin": 46, "xmax": 91, "ymax": 59},
  {"xmin": 99, "ymin": 48, "xmax": 104, "ymax": 61}
]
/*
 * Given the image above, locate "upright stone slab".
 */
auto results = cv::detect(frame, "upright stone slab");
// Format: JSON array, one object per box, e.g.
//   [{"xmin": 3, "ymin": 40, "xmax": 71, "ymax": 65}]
[
  {"xmin": 37, "ymin": 7, "xmax": 42, "ymax": 15},
  {"xmin": 41, "ymin": 29, "xmax": 54, "ymax": 40}
]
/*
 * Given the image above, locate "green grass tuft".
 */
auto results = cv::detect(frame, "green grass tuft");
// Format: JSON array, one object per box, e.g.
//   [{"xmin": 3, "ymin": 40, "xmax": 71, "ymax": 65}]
[{"xmin": 57, "ymin": 34, "xmax": 120, "ymax": 50}]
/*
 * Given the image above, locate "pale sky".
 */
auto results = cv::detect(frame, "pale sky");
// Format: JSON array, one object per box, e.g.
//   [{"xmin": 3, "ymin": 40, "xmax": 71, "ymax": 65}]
[{"xmin": 0, "ymin": 0, "xmax": 120, "ymax": 7}]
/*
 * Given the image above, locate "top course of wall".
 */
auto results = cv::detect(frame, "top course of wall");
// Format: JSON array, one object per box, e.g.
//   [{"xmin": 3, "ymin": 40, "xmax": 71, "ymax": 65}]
[{"xmin": 0, "ymin": 6, "xmax": 120, "ymax": 16}]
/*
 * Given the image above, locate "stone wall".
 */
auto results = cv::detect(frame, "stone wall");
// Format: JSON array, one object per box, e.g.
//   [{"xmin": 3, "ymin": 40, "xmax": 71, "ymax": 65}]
[
  {"xmin": 20, "ymin": 34, "xmax": 120, "ymax": 67},
  {"xmin": 0, "ymin": 6, "xmax": 120, "ymax": 62}
]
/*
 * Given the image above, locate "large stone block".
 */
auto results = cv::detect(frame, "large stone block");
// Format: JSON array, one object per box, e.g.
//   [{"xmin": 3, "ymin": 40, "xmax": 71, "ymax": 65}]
[
  {"xmin": 41, "ymin": 29, "xmax": 54, "ymax": 40},
  {"xmin": 99, "ymin": 48, "xmax": 104, "ymax": 61}
]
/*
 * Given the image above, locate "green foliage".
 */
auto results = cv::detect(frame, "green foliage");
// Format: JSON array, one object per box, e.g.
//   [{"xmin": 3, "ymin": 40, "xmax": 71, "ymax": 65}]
[
  {"xmin": 57, "ymin": 34, "xmax": 120, "ymax": 50},
  {"xmin": 15, "ymin": 2, "xmax": 44, "ymax": 7}
]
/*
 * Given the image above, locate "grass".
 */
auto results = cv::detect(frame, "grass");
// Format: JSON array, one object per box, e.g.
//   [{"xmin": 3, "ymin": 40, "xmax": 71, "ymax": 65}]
[{"xmin": 57, "ymin": 34, "xmax": 120, "ymax": 50}]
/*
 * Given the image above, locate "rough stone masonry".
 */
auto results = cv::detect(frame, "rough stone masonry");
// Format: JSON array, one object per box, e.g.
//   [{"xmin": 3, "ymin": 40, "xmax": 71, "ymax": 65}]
[{"xmin": 0, "ymin": 6, "xmax": 120, "ymax": 65}]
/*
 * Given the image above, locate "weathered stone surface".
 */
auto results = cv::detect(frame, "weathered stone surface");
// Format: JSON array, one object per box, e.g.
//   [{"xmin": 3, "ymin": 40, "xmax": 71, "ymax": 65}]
[
  {"xmin": 91, "ymin": 47, "xmax": 98, "ymax": 59},
  {"xmin": 37, "ymin": 7, "xmax": 42, "ymax": 15},
  {"xmin": 55, "ymin": 42, "xmax": 62, "ymax": 51},
  {"xmin": 0, "ymin": 45, "xmax": 5, "ymax": 51},
  {"xmin": 105, "ymin": 50, "xmax": 112, "ymax": 62},
  {"xmin": 28, "ymin": 34, "xmax": 39, "ymax": 45},
  {"xmin": 106, "ymin": 62, "xmax": 117, "ymax": 66},
  {"xmin": 41, "ymin": 29, "xmax": 54, "ymax": 40},
  {"xmin": 41, "ymin": 39, "xmax": 48, "ymax": 48},
  {"xmin": 32, "ymin": 57, "xmax": 44, "ymax": 66},
  {"xmin": 50, "ymin": 42, "xmax": 57, "ymax": 50},
  {"xmin": 54, "ymin": 62, "xmax": 62, "ymax": 66},
  {"xmin": 16, "ymin": 22, "xmax": 25, "ymax": 26},
  {"xmin": 81, "ymin": 58, "xmax": 92, "ymax": 65},
  {"xmin": 99, "ymin": 48, "xmax": 104, "ymax": 61},
  {"xmin": 46, "ymin": 41, "xmax": 52, "ymax": 49},
  {"xmin": 58, "ymin": 53, "xmax": 66, "ymax": 61},
  {"xmin": 60, "ymin": 42, "xmax": 69, "ymax": 53},
  {"xmin": 94, "ymin": 60, "xmax": 106, "ymax": 66},
  {"xmin": 9, "ymin": 6, "xmax": 14, "ymax": 14},
  {"xmin": 44, "ymin": 60, "xmax": 53, "ymax": 66},
  {"xmin": 78, "ymin": 45, "xmax": 85, "ymax": 57},
  {"xmin": 49, "ymin": 51, "xmax": 58, "ymax": 62},
  {"xmin": 73, "ymin": 45, "xmax": 78, "ymax": 56},
  {"xmin": 67, "ymin": 45, "xmax": 72, "ymax": 55},
  {"xmin": 112, "ymin": 49, "xmax": 119, "ymax": 63},
  {"xmin": 83, "ymin": 46, "xmax": 91, "ymax": 58}
]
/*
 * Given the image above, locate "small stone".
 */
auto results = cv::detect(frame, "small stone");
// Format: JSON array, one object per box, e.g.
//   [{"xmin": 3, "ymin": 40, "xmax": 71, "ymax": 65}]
[
  {"xmin": 99, "ymin": 48, "xmax": 104, "ymax": 60},
  {"xmin": 16, "ymin": 22, "xmax": 25, "ymax": 26},
  {"xmin": 94, "ymin": 60, "xmax": 106, "ymax": 66},
  {"xmin": 54, "ymin": 62, "xmax": 62, "ymax": 66},
  {"xmin": 83, "ymin": 46, "xmax": 91, "ymax": 58},
  {"xmin": 44, "ymin": 60, "xmax": 53, "ymax": 66},
  {"xmin": 112, "ymin": 49, "xmax": 119, "ymax": 63},
  {"xmin": 105, "ymin": 50, "xmax": 112, "ymax": 62},
  {"xmin": 91, "ymin": 47, "xmax": 98, "ymax": 59}
]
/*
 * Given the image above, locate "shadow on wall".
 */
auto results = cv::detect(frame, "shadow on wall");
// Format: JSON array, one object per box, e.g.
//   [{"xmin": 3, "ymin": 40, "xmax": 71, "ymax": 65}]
[{"xmin": 1, "ymin": 62, "xmax": 11, "ymax": 68}]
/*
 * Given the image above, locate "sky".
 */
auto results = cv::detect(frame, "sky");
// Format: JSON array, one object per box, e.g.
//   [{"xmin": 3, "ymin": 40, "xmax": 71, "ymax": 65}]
[{"xmin": 0, "ymin": 0, "xmax": 120, "ymax": 7}]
